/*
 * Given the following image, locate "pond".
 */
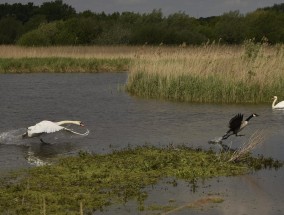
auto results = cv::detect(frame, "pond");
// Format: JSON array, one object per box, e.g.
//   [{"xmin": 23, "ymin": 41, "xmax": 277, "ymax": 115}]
[{"xmin": 0, "ymin": 73, "xmax": 283, "ymax": 214}]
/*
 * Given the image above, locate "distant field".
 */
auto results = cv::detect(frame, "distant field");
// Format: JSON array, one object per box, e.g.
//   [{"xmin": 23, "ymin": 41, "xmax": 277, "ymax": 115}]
[
  {"xmin": 0, "ymin": 45, "xmax": 137, "ymax": 73},
  {"xmin": 0, "ymin": 45, "xmax": 140, "ymax": 59}
]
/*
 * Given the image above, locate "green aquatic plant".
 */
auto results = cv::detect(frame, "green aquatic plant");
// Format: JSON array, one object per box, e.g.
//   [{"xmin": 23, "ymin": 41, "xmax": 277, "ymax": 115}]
[
  {"xmin": 125, "ymin": 71, "xmax": 284, "ymax": 103},
  {"xmin": 0, "ymin": 145, "xmax": 282, "ymax": 214}
]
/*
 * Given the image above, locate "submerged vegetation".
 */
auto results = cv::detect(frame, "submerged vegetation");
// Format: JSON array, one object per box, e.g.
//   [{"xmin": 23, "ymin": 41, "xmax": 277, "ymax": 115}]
[
  {"xmin": 126, "ymin": 41, "xmax": 284, "ymax": 103},
  {"xmin": 0, "ymin": 145, "xmax": 282, "ymax": 214}
]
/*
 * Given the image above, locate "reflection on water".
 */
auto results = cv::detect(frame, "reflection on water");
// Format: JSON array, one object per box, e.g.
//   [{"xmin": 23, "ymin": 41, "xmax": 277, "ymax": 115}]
[
  {"xmin": 25, "ymin": 147, "xmax": 49, "ymax": 166},
  {"xmin": 0, "ymin": 73, "xmax": 283, "ymax": 215}
]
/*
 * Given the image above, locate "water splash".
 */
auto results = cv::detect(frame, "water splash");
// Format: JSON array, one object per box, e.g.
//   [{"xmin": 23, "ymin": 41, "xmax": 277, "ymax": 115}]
[
  {"xmin": 25, "ymin": 150, "xmax": 49, "ymax": 166},
  {"xmin": 0, "ymin": 128, "xmax": 27, "ymax": 145},
  {"xmin": 208, "ymin": 136, "xmax": 223, "ymax": 144}
]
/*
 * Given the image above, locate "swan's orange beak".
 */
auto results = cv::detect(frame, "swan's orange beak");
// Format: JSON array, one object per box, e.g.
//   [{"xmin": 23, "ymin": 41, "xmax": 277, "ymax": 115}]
[{"xmin": 80, "ymin": 122, "xmax": 85, "ymax": 127}]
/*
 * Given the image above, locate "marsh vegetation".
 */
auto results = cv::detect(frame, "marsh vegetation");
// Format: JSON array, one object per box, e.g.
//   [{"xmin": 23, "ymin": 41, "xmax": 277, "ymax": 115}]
[
  {"xmin": 126, "ymin": 41, "xmax": 284, "ymax": 103},
  {"xmin": 0, "ymin": 145, "xmax": 282, "ymax": 214},
  {"xmin": 1, "ymin": 42, "xmax": 284, "ymax": 103},
  {"xmin": 0, "ymin": 45, "xmax": 134, "ymax": 73}
]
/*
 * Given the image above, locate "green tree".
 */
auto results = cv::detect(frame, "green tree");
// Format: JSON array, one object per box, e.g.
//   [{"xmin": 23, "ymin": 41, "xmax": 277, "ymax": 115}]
[
  {"xmin": 0, "ymin": 16, "xmax": 23, "ymax": 44},
  {"xmin": 39, "ymin": 0, "xmax": 76, "ymax": 22},
  {"xmin": 214, "ymin": 11, "xmax": 245, "ymax": 44},
  {"xmin": 17, "ymin": 22, "xmax": 60, "ymax": 46},
  {"xmin": 245, "ymin": 10, "xmax": 284, "ymax": 43},
  {"xmin": 60, "ymin": 17, "xmax": 102, "ymax": 44},
  {"xmin": 95, "ymin": 24, "xmax": 131, "ymax": 45},
  {"xmin": 22, "ymin": 15, "xmax": 47, "ymax": 33},
  {"xmin": 165, "ymin": 12, "xmax": 206, "ymax": 44},
  {"xmin": 0, "ymin": 2, "xmax": 37, "ymax": 23}
]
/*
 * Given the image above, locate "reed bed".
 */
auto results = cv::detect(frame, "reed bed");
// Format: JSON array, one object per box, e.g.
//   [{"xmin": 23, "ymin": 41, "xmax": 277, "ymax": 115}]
[
  {"xmin": 126, "ymin": 44, "xmax": 284, "ymax": 103},
  {"xmin": 0, "ymin": 57, "xmax": 130, "ymax": 73},
  {"xmin": 0, "ymin": 45, "xmax": 171, "ymax": 73},
  {"xmin": 0, "ymin": 45, "xmax": 139, "ymax": 73},
  {"xmin": 0, "ymin": 45, "xmax": 140, "ymax": 59}
]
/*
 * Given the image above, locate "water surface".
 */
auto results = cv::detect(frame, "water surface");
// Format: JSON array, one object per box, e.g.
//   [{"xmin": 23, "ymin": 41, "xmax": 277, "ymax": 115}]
[{"xmin": 0, "ymin": 73, "xmax": 283, "ymax": 214}]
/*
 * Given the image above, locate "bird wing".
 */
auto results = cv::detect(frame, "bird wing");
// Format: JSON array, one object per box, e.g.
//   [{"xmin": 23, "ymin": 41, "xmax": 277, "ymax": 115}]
[
  {"xmin": 228, "ymin": 113, "xmax": 243, "ymax": 130},
  {"xmin": 28, "ymin": 120, "xmax": 64, "ymax": 135}
]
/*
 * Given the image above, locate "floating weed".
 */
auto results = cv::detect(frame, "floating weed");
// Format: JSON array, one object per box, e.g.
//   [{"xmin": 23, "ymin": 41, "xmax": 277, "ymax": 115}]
[
  {"xmin": 188, "ymin": 196, "xmax": 225, "ymax": 208},
  {"xmin": 161, "ymin": 195, "xmax": 224, "ymax": 215},
  {"xmin": 0, "ymin": 145, "xmax": 282, "ymax": 214},
  {"xmin": 146, "ymin": 203, "xmax": 177, "ymax": 213}
]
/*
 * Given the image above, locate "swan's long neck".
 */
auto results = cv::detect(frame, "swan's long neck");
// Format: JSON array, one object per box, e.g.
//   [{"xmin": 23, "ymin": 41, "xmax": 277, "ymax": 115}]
[
  {"xmin": 272, "ymin": 98, "xmax": 277, "ymax": 109},
  {"xmin": 56, "ymin": 120, "xmax": 80, "ymax": 126}
]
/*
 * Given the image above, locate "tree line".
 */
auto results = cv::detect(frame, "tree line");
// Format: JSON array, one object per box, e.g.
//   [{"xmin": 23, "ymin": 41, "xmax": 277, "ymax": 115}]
[{"xmin": 1, "ymin": 0, "xmax": 284, "ymax": 46}]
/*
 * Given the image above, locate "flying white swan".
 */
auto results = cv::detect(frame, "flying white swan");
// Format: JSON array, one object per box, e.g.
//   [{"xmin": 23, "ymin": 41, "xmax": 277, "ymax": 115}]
[
  {"xmin": 22, "ymin": 120, "xmax": 89, "ymax": 142},
  {"xmin": 272, "ymin": 96, "xmax": 284, "ymax": 109}
]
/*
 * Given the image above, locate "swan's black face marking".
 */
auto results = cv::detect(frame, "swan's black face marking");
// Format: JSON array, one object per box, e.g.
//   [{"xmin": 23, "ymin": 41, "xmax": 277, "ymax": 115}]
[{"xmin": 80, "ymin": 122, "xmax": 84, "ymax": 127}]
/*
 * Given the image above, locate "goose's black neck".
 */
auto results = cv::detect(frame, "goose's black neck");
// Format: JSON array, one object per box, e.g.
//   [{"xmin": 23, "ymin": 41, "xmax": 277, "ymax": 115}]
[{"xmin": 245, "ymin": 114, "xmax": 254, "ymax": 121}]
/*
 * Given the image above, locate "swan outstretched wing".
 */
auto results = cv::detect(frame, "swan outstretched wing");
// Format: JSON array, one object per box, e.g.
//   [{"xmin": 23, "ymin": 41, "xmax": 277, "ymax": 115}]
[
  {"xmin": 26, "ymin": 120, "xmax": 89, "ymax": 138},
  {"xmin": 28, "ymin": 120, "xmax": 64, "ymax": 135}
]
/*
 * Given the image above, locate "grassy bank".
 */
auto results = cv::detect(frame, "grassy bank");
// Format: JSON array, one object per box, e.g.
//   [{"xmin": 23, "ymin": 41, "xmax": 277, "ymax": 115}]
[
  {"xmin": 2, "ymin": 44, "xmax": 284, "ymax": 103},
  {"xmin": 0, "ymin": 145, "xmax": 282, "ymax": 215},
  {"xmin": 0, "ymin": 57, "xmax": 130, "ymax": 73},
  {"xmin": 0, "ymin": 45, "xmax": 138, "ymax": 73},
  {"xmin": 126, "ymin": 42, "xmax": 284, "ymax": 103}
]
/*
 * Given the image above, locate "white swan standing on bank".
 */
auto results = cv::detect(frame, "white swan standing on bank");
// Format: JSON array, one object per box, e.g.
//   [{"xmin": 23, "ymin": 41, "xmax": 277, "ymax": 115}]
[
  {"xmin": 22, "ymin": 120, "xmax": 89, "ymax": 143},
  {"xmin": 272, "ymin": 96, "xmax": 284, "ymax": 109}
]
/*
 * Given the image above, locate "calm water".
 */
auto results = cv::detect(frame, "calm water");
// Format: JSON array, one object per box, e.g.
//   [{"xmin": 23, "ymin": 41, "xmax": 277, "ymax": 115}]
[{"xmin": 0, "ymin": 73, "xmax": 283, "ymax": 214}]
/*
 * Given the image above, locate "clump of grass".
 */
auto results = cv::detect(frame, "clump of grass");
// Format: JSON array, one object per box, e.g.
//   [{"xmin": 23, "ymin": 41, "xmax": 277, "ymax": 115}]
[
  {"xmin": 126, "ymin": 43, "xmax": 284, "ymax": 103},
  {"xmin": 0, "ymin": 145, "xmax": 282, "ymax": 214},
  {"xmin": 0, "ymin": 57, "xmax": 130, "ymax": 73},
  {"xmin": 229, "ymin": 130, "xmax": 266, "ymax": 162}
]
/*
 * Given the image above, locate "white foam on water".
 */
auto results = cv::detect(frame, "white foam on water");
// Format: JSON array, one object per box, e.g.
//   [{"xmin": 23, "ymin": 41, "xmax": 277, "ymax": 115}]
[
  {"xmin": 0, "ymin": 128, "xmax": 27, "ymax": 145},
  {"xmin": 208, "ymin": 136, "xmax": 223, "ymax": 144}
]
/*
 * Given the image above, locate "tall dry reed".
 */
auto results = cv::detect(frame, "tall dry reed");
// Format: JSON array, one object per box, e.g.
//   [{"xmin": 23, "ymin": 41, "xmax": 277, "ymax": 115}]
[
  {"xmin": 228, "ymin": 129, "xmax": 266, "ymax": 162},
  {"xmin": 0, "ymin": 45, "xmax": 138, "ymax": 73},
  {"xmin": 0, "ymin": 45, "xmax": 141, "ymax": 59},
  {"xmin": 126, "ymin": 43, "xmax": 284, "ymax": 103}
]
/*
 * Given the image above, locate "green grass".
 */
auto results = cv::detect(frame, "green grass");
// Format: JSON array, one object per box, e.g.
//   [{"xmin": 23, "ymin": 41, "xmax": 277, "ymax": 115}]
[
  {"xmin": 1, "ymin": 44, "xmax": 284, "ymax": 103},
  {"xmin": 0, "ymin": 145, "xmax": 282, "ymax": 214},
  {"xmin": 125, "ymin": 72, "xmax": 284, "ymax": 103},
  {"xmin": 126, "ymin": 43, "xmax": 284, "ymax": 103},
  {"xmin": 0, "ymin": 57, "xmax": 130, "ymax": 73}
]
